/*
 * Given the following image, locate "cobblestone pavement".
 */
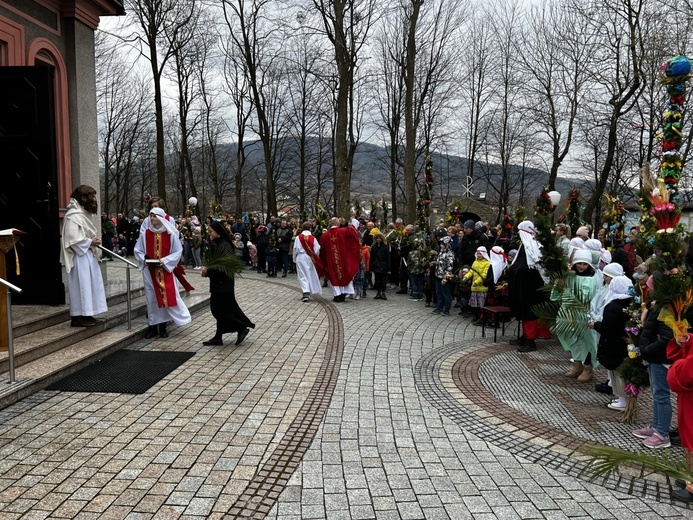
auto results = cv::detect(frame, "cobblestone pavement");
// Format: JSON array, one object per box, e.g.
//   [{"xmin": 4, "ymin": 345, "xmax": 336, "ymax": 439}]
[{"xmin": 0, "ymin": 267, "xmax": 690, "ymax": 519}]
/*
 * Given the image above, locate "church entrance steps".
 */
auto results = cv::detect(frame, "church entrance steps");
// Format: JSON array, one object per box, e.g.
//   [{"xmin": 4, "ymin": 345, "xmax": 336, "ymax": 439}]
[{"xmin": 0, "ymin": 287, "xmax": 210, "ymax": 410}]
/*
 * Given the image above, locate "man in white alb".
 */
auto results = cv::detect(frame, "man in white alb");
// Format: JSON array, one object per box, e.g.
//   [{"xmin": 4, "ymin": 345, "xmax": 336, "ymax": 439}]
[
  {"xmin": 293, "ymin": 222, "xmax": 324, "ymax": 302},
  {"xmin": 60, "ymin": 185, "xmax": 108, "ymax": 327},
  {"xmin": 134, "ymin": 207, "xmax": 191, "ymax": 338}
]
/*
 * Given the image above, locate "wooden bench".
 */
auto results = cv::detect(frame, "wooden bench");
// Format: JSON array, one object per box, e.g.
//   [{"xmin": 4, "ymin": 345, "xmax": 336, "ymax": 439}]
[{"xmin": 480, "ymin": 306, "xmax": 511, "ymax": 342}]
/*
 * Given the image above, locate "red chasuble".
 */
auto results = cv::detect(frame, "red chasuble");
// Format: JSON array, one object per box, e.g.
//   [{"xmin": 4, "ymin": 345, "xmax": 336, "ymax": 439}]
[
  {"xmin": 299, "ymin": 233, "xmax": 326, "ymax": 278},
  {"xmin": 145, "ymin": 229, "xmax": 179, "ymax": 308},
  {"xmin": 319, "ymin": 226, "xmax": 361, "ymax": 287}
]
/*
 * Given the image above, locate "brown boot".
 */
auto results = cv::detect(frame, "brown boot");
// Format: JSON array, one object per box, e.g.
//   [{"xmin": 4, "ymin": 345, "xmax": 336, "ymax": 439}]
[
  {"xmin": 565, "ymin": 361, "xmax": 583, "ymax": 378},
  {"xmin": 577, "ymin": 364, "xmax": 593, "ymax": 382}
]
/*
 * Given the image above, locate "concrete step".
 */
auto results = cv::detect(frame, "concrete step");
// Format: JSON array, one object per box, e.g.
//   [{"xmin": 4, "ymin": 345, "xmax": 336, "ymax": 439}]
[
  {"xmin": 0, "ymin": 289, "xmax": 210, "ymax": 410},
  {"xmin": 10, "ymin": 284, "xmax": 147, "ymax": 339},
  {"xmin": 1, "ymin": 291, "xmax": 152, "ymax": 372}
]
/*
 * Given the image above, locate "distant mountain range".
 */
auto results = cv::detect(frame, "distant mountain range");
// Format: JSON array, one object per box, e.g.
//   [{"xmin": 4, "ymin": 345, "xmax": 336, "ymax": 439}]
[{"xmin": 214, "ymin": 138, "xmax": 581, "ymax": 205}]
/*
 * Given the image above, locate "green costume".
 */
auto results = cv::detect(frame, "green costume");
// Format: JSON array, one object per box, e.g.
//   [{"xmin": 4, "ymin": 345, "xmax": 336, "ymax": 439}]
[{"xmin": 554, "ymin": 271, "xmax": 599, "ymax": 364}]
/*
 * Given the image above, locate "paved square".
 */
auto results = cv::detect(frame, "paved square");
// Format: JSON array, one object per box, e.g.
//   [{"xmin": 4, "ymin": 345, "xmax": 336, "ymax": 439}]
[{"xmin": 0, "ymin": 268, "xmax": 690, "ymax": 518}]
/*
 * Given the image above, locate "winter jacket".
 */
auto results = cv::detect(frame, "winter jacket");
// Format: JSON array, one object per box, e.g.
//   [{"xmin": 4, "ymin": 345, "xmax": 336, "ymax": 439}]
[
  {"xmin": 435, "ymin": 249, "xmax": 455, "ymax": 279},
  {"xmin": 458, "ymin": 230, "xmax": 489, "ymax": 267},
  {"xmin": 667, "ymin": 335, "xmax": 693, "ymax": 450},
  {"xmin": 275, "ymin": 227, "xmax": 293, "ymax": 251},
  {"xmin": 407, "ymin": 249, "xmax": 428, "ymax": 276},
  {"xmin": 639, "ymin": 305, "xmax": 674, "ymax": 365},
  {"xmin": 464, "ymin": 258, "xmax": 491, "ymax": 293},
  {"xmin": 370, "ymin": 242, "xmax": 390, "ymax": 274},
  {"xmin": 594, "ymin": 298, "xmax": 631, "ymax": 370}
]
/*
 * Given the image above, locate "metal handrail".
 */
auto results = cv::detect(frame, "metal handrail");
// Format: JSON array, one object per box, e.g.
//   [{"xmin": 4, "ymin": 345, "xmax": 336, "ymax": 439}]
[
  {"xmin": 0, "ymin": 277, "xmax": 21, "ymax": 294},
  {"xmin": 0, "ymin": 277, "xmax": 22, "ymax": 384},
  {"xmin": 97, "ymin": 245, "xmax": 137, "ymax": 330}
]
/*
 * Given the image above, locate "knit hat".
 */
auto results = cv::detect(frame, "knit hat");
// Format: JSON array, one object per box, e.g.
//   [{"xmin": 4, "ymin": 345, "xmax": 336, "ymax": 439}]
[
  {"xmin": 440, "ymin": 236, "xmax": 452, "ymax": 246},
  {"xmin": 602, "ymin": 263, "xmax": 624, "ymax": 278},
  {"xmin": 576, "ymin": 226, "xmax": 590, "ymax": 239},
  {"xmin": 508, "ymin": 249, "xmax": 517, "ymax": 258},
  {"xmin": 463, "ymin": 219, "xmax": 475, "ymax": 229},
  {"xmin": 572, "ymin": 250, "xmax": 592, "ymax": 264},
  {"xmin": 369, "ymin": 227, "xmax": 381, "ymax": 235},
  {"xmin": 234, "ymin": 233, "xmax": 242, "ymax": 240}
]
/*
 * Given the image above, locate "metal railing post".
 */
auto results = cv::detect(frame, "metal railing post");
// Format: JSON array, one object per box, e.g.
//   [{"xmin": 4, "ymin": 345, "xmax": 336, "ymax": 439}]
[
  {"xmin": 126, "ymin": 266, "xmax": 132, "ymax": 330},
  {"xmin": 6, "ymin": 290, "xmax": 15, "ymax": 383},
  {"xmin": 0, "ymin": 277, "xmax": 22, "ymax": 384},
  {"xmin": 97, "ymin": 246, "xmax": 137, "ymax": 330}
]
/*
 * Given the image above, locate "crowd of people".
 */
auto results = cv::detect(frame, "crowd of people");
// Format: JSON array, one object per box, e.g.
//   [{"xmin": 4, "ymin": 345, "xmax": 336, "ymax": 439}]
[{"xmin": 62, "ymin": 191, "xmax": 693, "ymax": 502}]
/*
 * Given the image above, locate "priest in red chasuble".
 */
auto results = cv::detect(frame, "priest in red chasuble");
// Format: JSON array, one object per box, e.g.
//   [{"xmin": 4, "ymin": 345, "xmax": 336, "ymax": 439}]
[
  {"xmin": 318, "ymin": 217, "xmax": 361, "ymax": 302},
  {"xmin": 134, "ymin": 207, "xmax": 191, "ymax": 338}
]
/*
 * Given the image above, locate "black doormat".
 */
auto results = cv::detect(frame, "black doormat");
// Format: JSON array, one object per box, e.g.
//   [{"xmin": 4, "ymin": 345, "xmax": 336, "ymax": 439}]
[{"xmin": 47, "ymin": 350, "xmax": 195, "ymax": 394}]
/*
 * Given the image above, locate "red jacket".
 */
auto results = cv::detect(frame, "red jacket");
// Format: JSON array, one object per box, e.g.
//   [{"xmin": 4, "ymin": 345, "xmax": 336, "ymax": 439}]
[{"xmin": 667, "ymin": 335, "xmax": 693, "ymax": 450}]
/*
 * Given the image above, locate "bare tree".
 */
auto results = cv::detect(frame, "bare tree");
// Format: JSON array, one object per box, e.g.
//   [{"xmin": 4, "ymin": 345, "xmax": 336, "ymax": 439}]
[
  {"xmin": 166, "ymin": 2, "xmax": 209, "ymax": 211},
  {"xmin": 220, "ymin": 39, "xmax": 254, "ymax": 213},
  {"xmin": 485, "ymin": 0, "xmax": 531, "ymax": 221},
  {"xmin": 371, "ymin": 13, "xmax": 405, "ymax": 219},
  {"xmin": 400, "ymin": 0, "xmax": 466, "ymax": 223},
  {"xmin": 457, "ymin": 12, "xmax": 493, "ymax": 197},
  {"xmin": 126, "ymin": 0, "xmax": 197, "ymax": 202},
  {"xmin": 311, "ymin": 0, "xmax": 379, "ymax": 217},
  {"xmin": 282, "ymin": 24, "xmax": 334, "ymax": 219},
  {"xmin": 519, "ymin": 1, "xmax": 597, "ymax": 190},
  {"xmin": 221, "ymin": 0, "xmax": 286, "ymax": 219},
  {"xmin": 96, "ymin": 32, "xmax": 154, "ymax": 216},
  {"xmin": 576, "ymin": 0, "xmax": 646, "ymax": 225}
]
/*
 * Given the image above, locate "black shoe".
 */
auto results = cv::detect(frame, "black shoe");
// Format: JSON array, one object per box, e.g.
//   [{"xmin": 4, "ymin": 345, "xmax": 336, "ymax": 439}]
[
  {"xmin": 381, "ymin": 293, "xmax": 387, "ymax": 300},
  {"xmin": 672, "ymin": 488, "xmax": 693, "ymax": 502},
  {"xmin": 374, "ymin": 292, "xmax": 382, "ymax": 300},
  {"xmin": 425, "ymin": 302, "xmax": 431, "ymax": 307},
  {"xmin": 144, "ymin": 326, "xmax": 158, "ymax": 339},
  {"xmin": 236, "ymin": 328, "xmax": 249, "ymax": 345},
  {"xmin": 517, "ymin": 340, "xmax": 537, "ymax": 353},
  {"xmin": 509, "ymin": 336, "xmax": 526, "ymax": 346},
  {"xmin": 396, "ymin": 290, "xmax": 408, "ymax": 294},
  {"xmin": 675, "ymin": 478, "xmax": 687, "ymax": 490},
  {"xmin": 282, "ymin": 272, "xmax": 287, "ymax": 278},
  {"xmin": 203, "ymin": 338, "xmax": 223, "ymax": 346},
  {"xmin": 71, "ymin": 316, "xmax": 96, "ymax": 327},
  {"xmin": 159, "ymin": 324, "xmax": 169, "ymax": 338},
  {"xmin": 595, "ymin": 381, "xmax": 613, "ymax": 395}
]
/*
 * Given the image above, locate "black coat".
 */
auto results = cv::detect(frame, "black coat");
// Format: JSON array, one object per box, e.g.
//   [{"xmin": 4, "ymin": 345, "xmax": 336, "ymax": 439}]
[
  {"xmin": 207, "ymin": 239, "xmax": 235, "ymax": 293},
  {"xmin": 370, "ymin": 242, "xmax": 390, "ymax": 274},
  {"xmin": 459, "ymin": 230, "xmax": 488, "ymax": 267},
  {"xmin": 611, "ymin": 246, "xmax": 630, "ymax": 277},
  {"xmin": 594, "ymin": 298, "xmax": 631, "ymax": 370},
  {"xmin": 207, "ymin": 238, "xmax": 254, "ymax": 333},
  {"xmin": 638, "ymin": 305, "xmax": 673, "ymax": 365},
  {"xmin": 507, "ymin": 246, "xmax": 549, "ymax": 321},
  {"xmin": 256, "ymin": 232, "xmax": 270, "ymax": 250}
]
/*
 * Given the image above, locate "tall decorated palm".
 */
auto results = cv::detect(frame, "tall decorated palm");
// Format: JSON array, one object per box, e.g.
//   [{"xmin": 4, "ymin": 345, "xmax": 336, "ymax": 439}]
[
  {"xmin": 565, "ymin": 186, "xmax": 584, "ymax": 235},
  {"xmin": 417, "ymin": 153, "xmax": 433, "ymax": 233},
  {"xmin": 583, "ymin": 55, "xmax": 693, "ymax": 493}
]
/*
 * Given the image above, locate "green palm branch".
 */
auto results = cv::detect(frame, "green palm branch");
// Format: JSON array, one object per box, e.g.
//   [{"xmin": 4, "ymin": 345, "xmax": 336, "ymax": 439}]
[
  {"xmin": 532, "ymin": 275, "xmax": 593, "ymax": 341},
  {"xmin": 203, "ymin": 246, "xmax": 245, "ymax": 279},
  {"xmin": 581, "ymin": 444, "xmax": 692, "ymax": 484}
]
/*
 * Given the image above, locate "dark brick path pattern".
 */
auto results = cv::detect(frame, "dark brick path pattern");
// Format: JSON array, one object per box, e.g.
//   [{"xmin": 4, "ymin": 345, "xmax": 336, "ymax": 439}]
[
  {"xmin": 415, "ymin": 339, "xmax": 692, "ymax": 509},
  {"xmin": 226, "ymin": 295, "xmax": 343, "ymax": 518}
]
